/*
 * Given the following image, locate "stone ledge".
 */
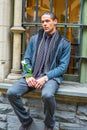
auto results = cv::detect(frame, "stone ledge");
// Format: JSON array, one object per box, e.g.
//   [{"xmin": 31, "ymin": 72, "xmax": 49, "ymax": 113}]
[{"xmin": 0, "ymin": 81, "xmax": 87, "ymax": 103}]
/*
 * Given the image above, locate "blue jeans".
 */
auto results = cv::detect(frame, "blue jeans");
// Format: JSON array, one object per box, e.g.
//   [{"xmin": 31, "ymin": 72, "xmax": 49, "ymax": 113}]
[{"xmin": 7, "ymin": 77, "xmax": 59, "ymax": 128}]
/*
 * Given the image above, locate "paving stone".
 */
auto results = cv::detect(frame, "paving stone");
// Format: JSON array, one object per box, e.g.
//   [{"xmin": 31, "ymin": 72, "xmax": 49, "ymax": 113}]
[
  {"xmin": 0, "ymin": 122, "xmax": 7, "ymax": 130},
  {"xmin": 56, "ymin": 101, "xmax": 76, "ymax": 112},
  {"xmin": 30, "ymin": 107, "xmax": 44, "ymax": 119},
  {"xmin": 59, "ymin": 122, "xmax": 87, "ymax": 130},
  {"xmin": 55, "ymin": 111, "xmax": 76, "ymax": 123},
  {"xmin": 0, "ymin": 92, "xmax": 9, "ymax": 104},
  {"xmin": 0, "ymin": 103, "xmax": 12, "ymax": 114},
  {"xmin": 77, "ymin": 103, "xmax": 87, "ymax": 116},
  {"xmin": 29, "ymin": 118, "xmax": 44, "ymax": 130},
  {"xmin": 0, "ymin": 114, "xmax": 7, "ymax": 121},
  {"xmin": 7, "ymin": 115, "xmax": 21, "ymax": 130},
  {"xmin": 29, "ymin": 119, "xmax": 59, "ymax": 130}
]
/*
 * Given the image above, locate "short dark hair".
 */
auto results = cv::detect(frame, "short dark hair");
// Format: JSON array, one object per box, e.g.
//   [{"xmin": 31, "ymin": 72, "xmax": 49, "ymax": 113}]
[{"xmin": 41, "ymin": 11, "xmax": 57, "ymax": 20}]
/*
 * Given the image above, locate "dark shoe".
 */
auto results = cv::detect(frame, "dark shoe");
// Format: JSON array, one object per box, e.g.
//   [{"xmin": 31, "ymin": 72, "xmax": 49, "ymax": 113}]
[
  {"xmin": 19, "ymin": 124, "xmax": 32, "ymax": 130},
  {"xmin": 19, "ymin": 118, "xmax": 33, "ymax": 130},
  {"xmin": 44, "ymin": 126, "xmax": 53, "ymax": 130},
  {"xmin": 44, "ymin": 125, "xmax": 58, "ymax": 130},
  {"xmin": 44, "ymin": 128, "xmax": 57, "ymax": 130},
  {"xmin": 44, "ymin": 128, "xmax": 53, "ymax": 130}
]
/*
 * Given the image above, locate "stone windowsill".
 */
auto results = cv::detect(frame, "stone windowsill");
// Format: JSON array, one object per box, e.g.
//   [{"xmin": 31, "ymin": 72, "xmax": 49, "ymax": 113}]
[{"xmin": 0, "ymin": 81, "xmax": 87, "ymax": 103}]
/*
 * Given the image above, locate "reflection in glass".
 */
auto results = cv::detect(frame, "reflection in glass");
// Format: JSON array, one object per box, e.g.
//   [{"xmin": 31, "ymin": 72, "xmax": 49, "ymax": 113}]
[
  {"xmin": 52, "ymin": 0, "xmax": 80, "ymax": 24},
  {"xmin": 26, "ymin": 0, "xmax": 50, "ymax": 22},
  {"xmin": 68, "ymin": 0, "xmax": 80, "ymax": 23},
  {"xmin": 53, "ymin": 0, "xmax": 66, "ymax": 23},
  {"xmin": 66, "ymin": 27, "xmax": 80, "ymax": 75}
]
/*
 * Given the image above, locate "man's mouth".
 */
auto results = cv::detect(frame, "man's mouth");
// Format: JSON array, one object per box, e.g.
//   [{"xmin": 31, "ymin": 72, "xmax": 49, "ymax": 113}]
[{"xmin": 44, "ymin": 27, "xmax": 48, "ymax": 30}]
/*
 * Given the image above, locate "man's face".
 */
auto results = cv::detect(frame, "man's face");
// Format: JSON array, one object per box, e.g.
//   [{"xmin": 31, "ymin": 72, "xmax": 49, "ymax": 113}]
[{"xmin": 41, "ymin": 14, "xmax": 57, "ymax": 34}]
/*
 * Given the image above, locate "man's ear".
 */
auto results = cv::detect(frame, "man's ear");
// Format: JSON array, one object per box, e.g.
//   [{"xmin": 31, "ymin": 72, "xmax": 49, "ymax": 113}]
[{"xmin": 54, "ymin": 19, "xmax": 57, "ymax": 25}]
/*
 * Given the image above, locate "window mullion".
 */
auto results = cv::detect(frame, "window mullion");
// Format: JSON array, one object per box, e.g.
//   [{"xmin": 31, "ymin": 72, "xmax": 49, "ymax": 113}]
[
  {"xmin": 64, "ymin": 0, "xmax": 68, "ymax": 37},
  {"xmin": 50, "ymin": 0, "xmax": 53, "ymax": 12}
]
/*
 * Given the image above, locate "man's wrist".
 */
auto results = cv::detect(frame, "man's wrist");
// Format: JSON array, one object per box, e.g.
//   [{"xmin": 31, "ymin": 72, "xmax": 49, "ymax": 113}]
[{"xmin": 44, "ymin": 75, "xmax": 48, "ymax": 82}]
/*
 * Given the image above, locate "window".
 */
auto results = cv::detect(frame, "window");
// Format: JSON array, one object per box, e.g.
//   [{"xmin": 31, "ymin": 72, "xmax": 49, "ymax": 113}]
[{"xmin": 22, "ymin": 0, "xmax": 83, "ymax": 81}]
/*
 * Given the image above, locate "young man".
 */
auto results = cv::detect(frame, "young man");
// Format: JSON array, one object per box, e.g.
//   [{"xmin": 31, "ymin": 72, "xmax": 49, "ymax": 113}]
[{"xmin": 7, "ymin": 12, "xmax": 71, "ymax": 130}]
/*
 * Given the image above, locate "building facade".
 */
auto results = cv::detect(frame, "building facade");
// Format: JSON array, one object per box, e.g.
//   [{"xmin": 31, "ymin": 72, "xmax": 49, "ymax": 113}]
[{"xmin": 0, "ymin": 0, "xmax": 87, "ymax": 83}]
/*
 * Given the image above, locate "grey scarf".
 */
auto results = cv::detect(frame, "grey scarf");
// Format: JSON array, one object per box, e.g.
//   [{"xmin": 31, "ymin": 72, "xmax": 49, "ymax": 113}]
[{"xmin": 33, "ymin": 30, "xmax": 61, "ymax": 77}]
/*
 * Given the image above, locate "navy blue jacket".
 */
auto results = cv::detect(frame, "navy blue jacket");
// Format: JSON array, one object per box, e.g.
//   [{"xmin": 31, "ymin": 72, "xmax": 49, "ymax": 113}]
[{"xmin": 23, "ymin": 30, "xmax": 71, "ymax": 84}]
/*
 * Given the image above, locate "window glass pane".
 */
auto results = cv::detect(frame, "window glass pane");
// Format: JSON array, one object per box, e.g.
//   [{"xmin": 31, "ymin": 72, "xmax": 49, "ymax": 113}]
[
  {"xmin": 53, "ymin": 0, "xmax": 80, "ymax": 24},
  {"xmin": 68, "ymin": 0, "xmax": 80, "ymax": 23},
  {"xmin": 66, "ymin": 27, "xmax": 80, "ymax": 75},
  {"xmin": 26, "ymin": 0, "xmax": 37, "ymax": 22},
  {"xmin": 57, "ymin": 27, "xmax": 64, "ymax": 36},
  {"xmin": 25, "ymin": 0, "xmax": 50, "ymax": 23},
  {"xmin": 67, "ymin": 56, "xmax": 80, "ymax": 74},
  {"xmin": 66, "ymin": 27, "xmax": 80, "ymax": 44},
  {"xmin": 53, "ymin": 0, "xmax": 66, "ymax": 23}
]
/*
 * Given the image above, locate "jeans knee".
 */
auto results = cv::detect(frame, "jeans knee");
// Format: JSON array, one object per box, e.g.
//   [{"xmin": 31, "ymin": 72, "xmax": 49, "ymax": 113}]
[
  {"xmin": 7, "ymin": 88, "xmax": 16, "ymax": 98},
  {"xmin": 42, "ymin": 92, "xmax": 53, "ymax": 101}
]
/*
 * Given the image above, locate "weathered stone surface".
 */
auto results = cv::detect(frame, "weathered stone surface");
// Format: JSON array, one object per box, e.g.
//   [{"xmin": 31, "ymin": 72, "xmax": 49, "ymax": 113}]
[
  {"xmin": 77, "ymin": 103, "xmax": 87, "ymax": 116},
  {"xmin": 29, "ymin": 119, "xmax": 59, "ymax": 130},
  {"xmin": 0, "ymin": 122, "xmax": 7, "ymax": 130},
  {"xmin": 0, "ymin": 93, "xmax": 9, "ymax": 104},
  {"xmin": 59, "ymin": 122, "xmax": 87, "ymax": 130},
  {"xmin": 0, "ymin": 92, "xmax": 4, "ymax": 103},
  {"xmin": 28, "ymin": 118, "xmax": 44, "ymax": 130},
  {"xmin": 0, "ymin": 82, "xmax": 87, "ymax": 130},
  {"xmin": 55, "ymin": 111, "xmax": 76, "ymax": 123},
  {"xmin": 0, "ymin": 114, "xmax": 7, "ymax": 121},
  {"xmin": 23, "ymin": 98, "xmax": 43, "ymax": 108},
  {"xmin": 0, "ymin": 103, "xmax": 12, "ymax": 114},
  {"xmin": 76, "ymin": 115, "xmax": 87, "ymax": 121},
  {"xmin": 30, "ymin": 107, "xmax": 44, "ymax": 119},
  {"xmin": 7, "ymin": 115, "xmax": 21, "ymax": 130},
  {"xmin": 76, "ymin": 115, "xmax": 87, "ymax": 126},
  {"xmin": 56, "ymin": 101, "xmax": 76, "ymax": 112}
]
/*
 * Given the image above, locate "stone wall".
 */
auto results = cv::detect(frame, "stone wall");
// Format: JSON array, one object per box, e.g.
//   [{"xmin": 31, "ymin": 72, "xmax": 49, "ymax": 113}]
[
  {"xmin": 0, "ymin": 92, "xmax": 87, "ymax": 130},
  {"xmin": 0, "ymin": 0, "xmax": 13, "ymax": 80}
]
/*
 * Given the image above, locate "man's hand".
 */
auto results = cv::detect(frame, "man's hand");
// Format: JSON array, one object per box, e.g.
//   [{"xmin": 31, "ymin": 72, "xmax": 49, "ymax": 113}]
[
  {"xmin": 26, "ymin": 77, "xmax": 37, "ymax": 87},
  {"xmin": 26, "ymin": 75, "xmax": 48, "ymax": 89},
  {"xmin": 35, "ymin": 76, "xmax": 48, "ymax": 89}
]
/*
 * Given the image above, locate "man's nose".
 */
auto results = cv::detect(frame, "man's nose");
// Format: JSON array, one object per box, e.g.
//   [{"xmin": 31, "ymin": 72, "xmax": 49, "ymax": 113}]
[{"xmin": 43, "ymin": 22, "xmax": 47, "ymax": 25}]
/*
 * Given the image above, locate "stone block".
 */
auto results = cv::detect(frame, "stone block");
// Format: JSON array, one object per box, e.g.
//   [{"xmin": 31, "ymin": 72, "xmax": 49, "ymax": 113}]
[
  {"xmin": 0, "ymin": 92, "xmax": 9, "ymax": 104},
  {"xmin": 0, "ymin": 29, "xmax": 12, "ymax": 71},
  {"xmin": 0, "ymin": 114, "xmax": 7, "ymax": 121},
  {"xmin": 76, "ymin": 115, "xmax": 87, "ymax": 126},
  {"xmin": 59, "ymin": 122, "xmax": 87, "ymax": 130},
  {"xmin": 30, "ymin": 107, "xmax": 44, "ymax": 119},
  {"xmin": 7, "ymin": 115, "xmax": 21, "ymax": 130},
  {"xmin": 56, "ymin": 101, "xmax": 76, "ymax": 112},
  {"xmin": 77, "ymin": 103, "xmax": 87, "ymax": 116},
  {"xmin": 0, "ymin": 103, "xmax": 13, "ymax": 114},
  {"xmin": 28, "ymin": 118, "xmax": 44, "ymax": 130},
  {"xmin": 28, "ymin": 119, "xmax": 59, "ymax": 130},
  {"xmin": 0, "ymin": 61, "xmax": 11, "ymax": 80},
  {"xmin": 55, "ymin": 111, "xmax": 76, "ymax": 123},
  {"xmin": 0, "ymin": 122, "xmax": 7, "ymax": 130},
  {"xmin": 0, "ymin": 0, "xmax": 12, "ymax": 26},
  {"xmin": 23, "ymin": 98, "xmax": 43, "ymax": 108},
  {"xmin": 0, "ymin": 27, "xmax": 10, "ymax": 43}
]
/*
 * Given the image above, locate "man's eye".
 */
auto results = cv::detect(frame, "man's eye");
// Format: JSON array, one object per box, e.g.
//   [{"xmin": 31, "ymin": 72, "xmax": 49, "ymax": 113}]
[{"xmin": 46, "ymin": 20, "xmax": 49, "ymax": 22}]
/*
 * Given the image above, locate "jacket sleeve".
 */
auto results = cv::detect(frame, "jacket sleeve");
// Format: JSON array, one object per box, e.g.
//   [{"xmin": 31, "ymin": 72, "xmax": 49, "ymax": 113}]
[
  {"xmin": 45, "ymin": 40, "xmax": 71, "ymax": 80},
  {"xmin": 22, "ymin": 36, "xmax": 34, "ymax": 77}
]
